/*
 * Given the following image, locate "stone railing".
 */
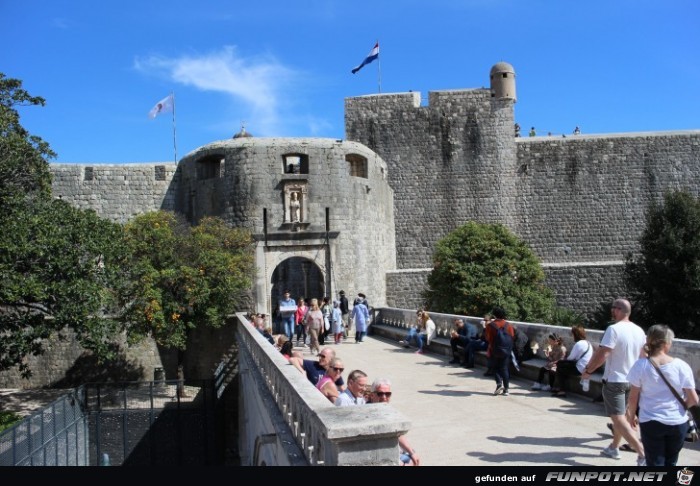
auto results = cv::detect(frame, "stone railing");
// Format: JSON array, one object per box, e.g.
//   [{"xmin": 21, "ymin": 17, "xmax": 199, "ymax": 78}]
[
  {"xmin": 234, "ymin": 313, "xmax": 410, "ymax": 466},
  {"xmin": 373, "ymin": 308, "xmax": 700, "ymax": 385}
]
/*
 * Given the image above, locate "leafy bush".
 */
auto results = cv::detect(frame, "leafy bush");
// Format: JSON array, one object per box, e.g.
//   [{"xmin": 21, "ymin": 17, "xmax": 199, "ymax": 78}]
[
  {"xmin": 0, "ymin": 411, "xmax": 22, "ymax": 433},
  {"xmin": 424, "ymin": 221, "xmax": 555, "ymax": 321}
]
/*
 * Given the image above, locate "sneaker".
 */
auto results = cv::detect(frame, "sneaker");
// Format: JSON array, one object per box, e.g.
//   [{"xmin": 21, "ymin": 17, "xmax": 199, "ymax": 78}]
[
  {"xmin": 531, "ymin": 382, "xmax": 542, "ymax": 390},
  {"xmin": 600, "ymin": 446, "xmax": 620, "ymax": 460},
  {"xmin": 415, "ymin": 349, "xmax": 424, "ymax": 354},
  {"xmin": 502, "ymin": 390, "xmax": 510, "ymax": 396},
  {"xmin": 636, "ymin": 456, "xmax": 646, "ymax": 467},
  {"xmin": 541, "ymin": 385, "xmax": 552, "ymax": 392},
  {"xmin": 494, "ymin": 385, "xmax": 505, "ymax": 396}
]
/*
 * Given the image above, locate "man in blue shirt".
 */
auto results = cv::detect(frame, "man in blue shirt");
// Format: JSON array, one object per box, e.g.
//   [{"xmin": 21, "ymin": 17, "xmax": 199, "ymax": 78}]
[{"xmin": 449, "ymin": 318, "xmax": 477, "ymax": 364}]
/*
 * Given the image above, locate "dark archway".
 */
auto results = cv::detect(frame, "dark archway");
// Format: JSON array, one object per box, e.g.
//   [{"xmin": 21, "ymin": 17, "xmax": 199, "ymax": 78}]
[{"xmin": 270, "ymin": 257, "xmax": 324, "ymax": 333}]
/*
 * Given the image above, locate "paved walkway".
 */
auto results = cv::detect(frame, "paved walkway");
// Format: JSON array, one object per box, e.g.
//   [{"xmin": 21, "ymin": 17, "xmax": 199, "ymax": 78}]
[{"xmin": 298, "ymin": 334, "xmax": 700, "ymax": 467}]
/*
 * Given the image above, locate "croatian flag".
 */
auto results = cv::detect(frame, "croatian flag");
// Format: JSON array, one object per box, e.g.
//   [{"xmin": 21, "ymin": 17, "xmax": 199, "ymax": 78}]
[
  {"xmin": 351, "ymin": 42, "xmax": 379, "ymax": 74},
  {"xmin": 148, "ymin": 94, "xmax": 174, "ymax": 119}
]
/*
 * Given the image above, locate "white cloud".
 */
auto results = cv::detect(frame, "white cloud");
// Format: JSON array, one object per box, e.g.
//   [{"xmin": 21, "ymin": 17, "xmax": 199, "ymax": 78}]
[{"xmin": 134, "ymin": 46, "xmax": 301, "ymax": 135}]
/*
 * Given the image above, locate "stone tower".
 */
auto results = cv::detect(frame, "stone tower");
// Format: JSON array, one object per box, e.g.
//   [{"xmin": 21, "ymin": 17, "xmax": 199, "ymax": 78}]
[
  {"xmin": 490, "ymin": 61, "xmax": 517, "ymax": 102},
  {"xmin": 345, "ymin": 64, "xmax": 518, "ymax": 272}
]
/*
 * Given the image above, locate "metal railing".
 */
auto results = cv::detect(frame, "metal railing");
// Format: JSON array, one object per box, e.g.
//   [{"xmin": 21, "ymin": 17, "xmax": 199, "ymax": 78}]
[
  {"xmin": 0, "ymin": 388, "xmax": 88, "ymax": 466},
  {"xmin": 83, "ymin": 379, "xmax": 217, "ymax": 466}
]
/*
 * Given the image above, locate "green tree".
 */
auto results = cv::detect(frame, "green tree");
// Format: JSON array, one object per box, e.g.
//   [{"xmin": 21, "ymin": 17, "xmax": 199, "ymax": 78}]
[
  {"xmin": 624, "ymin": 190, "xmax": 700, "ymax": 339},
  {"xmin": 0, "ymin": 198, "xmax": 128, "ymax": 375},
  {"xmin": 119, "ymin": 211, "xmax": 255, "ymax": 353},
  {"xmin": 0, "ymin": 75, "xmax": 128, "ymax": 376},
  {"xmin": 424, "ymin": 221, "xmax": 555, "ymax": 321},
  {"xmin": 0, "ymin": 73, "xmax": 54, "ymax": 205}
]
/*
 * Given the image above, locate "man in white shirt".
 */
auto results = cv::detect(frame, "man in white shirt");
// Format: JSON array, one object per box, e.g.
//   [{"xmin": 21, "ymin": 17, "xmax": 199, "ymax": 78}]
[
  {"xmin": 336, "ymin": 370, "xmax": 368, "ymax": 407},
  {"xmin": 582, "ymin": 298, "xmax": 647, "ymax": 466}
]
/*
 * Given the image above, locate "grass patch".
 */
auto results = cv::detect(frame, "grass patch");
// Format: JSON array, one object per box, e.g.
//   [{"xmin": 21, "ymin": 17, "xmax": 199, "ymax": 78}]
[{"xmin": 0, "ymin": 411, "xmax": 22, "ymax": 433}]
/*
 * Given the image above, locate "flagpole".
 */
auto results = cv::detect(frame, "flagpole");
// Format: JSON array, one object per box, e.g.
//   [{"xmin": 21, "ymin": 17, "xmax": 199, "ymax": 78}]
[
  {"xmin": 377, "ymin": 39, "xmax": 382, "ymax": 94},
  {"xmin": 171, "ymin": 92, "xmax": 178, "ymax": 163}
]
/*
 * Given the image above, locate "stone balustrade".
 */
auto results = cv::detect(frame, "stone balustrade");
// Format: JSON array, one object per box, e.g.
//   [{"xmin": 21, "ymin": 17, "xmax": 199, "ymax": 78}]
[
  {"xmin": 373, "ymin": 308, "xmax": 700, "ymax": 385},
  {"xmin": 235, "ymin": 313, "xmax": 410, "ymax": 466}
]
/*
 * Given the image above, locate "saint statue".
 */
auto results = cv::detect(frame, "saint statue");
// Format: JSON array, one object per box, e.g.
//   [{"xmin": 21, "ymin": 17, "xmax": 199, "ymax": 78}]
[{"xmin": 290, "ymin": 192, "xmax": 301, "ymax": 222}]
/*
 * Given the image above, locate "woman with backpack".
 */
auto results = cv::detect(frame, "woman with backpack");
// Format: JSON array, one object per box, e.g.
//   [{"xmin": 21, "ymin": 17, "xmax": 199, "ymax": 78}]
[{"xmin": 485, "ymin": 307, "xmax": 515, "ymax": 396}]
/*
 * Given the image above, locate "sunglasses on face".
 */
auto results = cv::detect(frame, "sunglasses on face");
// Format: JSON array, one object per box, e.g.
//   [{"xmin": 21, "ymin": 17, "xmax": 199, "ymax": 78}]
[
  {"xmin": 373, "ymin": 391, "xmax": 392, "ymax": 398},
  {"xmin": 332, "ymin": 367, "xmax": 344, "ymax": 372}
]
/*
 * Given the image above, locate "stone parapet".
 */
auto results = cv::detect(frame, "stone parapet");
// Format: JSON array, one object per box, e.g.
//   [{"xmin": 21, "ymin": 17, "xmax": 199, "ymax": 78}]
[{"xmin": 235, "ymin": 313, "xmax": 410, "ymax": 466}]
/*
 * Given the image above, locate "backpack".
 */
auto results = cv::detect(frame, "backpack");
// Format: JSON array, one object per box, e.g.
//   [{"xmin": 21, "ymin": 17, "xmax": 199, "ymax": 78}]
[{"xmin": 491, "ymin": 321, "xmax": 514, "ymax": 358}]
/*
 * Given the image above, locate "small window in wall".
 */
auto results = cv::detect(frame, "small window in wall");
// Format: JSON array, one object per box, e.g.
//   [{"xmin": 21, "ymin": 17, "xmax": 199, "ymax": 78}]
[
  {"xmin": 154, "ymin": 165, "xmax": 166, "ymax": 181},
  {"xmin": 84, "ymin": 167, "xmax": 94, "ymax": 181},
  {"xmin": 346, "ymin": 154, "xmax": 368, "ymax": 178},
  {"xmin": 197, "ymin": 155, "xmax": 223, "ymax": 180},
  {"xmin": 283, "ymin": 153, "xmax": 309, "ymax": 174}
]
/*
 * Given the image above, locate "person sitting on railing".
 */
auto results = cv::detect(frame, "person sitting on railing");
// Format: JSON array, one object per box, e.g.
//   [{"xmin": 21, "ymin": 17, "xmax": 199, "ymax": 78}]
[
  {"xmin": 336, "ymin": 369, "xmax": 368, "ymax": 406},
  {"xmin": 463, "ymin": 317, "xmax": 490, "ymax": 370},
  {"xmin": 317, "ymin": 357, "xmax": 344, "ymax": 403},
  {"xmin": 399, "ymin": 310, "xmax": 436, "ymax": 354},
  {"xmin": 531, "ymin": 333, "xmax": 566, "ymax": 392},
  {"xmin": 449, "ymin": 318, "xmax": 477, "ymax": 365},
  {"xmin": 368, "ymin": 377, "xmax": 421, "ymax": 466},
  {"xmin": 290, "ymin": 347, "xmax": 346, "ymax": 391}
]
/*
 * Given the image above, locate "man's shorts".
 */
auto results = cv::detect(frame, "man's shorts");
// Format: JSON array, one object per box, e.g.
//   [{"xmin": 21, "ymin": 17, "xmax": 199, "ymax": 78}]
[{"xmin": 602, "ymin": 381, "xmax": 630, "ymax": 416}]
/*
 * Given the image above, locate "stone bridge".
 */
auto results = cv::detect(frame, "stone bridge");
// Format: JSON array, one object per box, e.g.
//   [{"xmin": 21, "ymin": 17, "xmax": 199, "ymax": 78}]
[{"xmin": 236, "ymin": 309, "xmax": 700, "ymax": 466}]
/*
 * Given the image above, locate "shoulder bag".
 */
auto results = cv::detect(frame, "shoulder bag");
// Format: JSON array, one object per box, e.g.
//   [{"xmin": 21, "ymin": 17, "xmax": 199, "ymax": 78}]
[{"xmin": 648, "ymin": 358, "xmax": 699, "ymax": 443}]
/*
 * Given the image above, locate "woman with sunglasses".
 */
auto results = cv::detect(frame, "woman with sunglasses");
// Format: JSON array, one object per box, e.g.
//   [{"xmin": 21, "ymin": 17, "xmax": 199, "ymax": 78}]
[{"xmin": 317, "ymin": 357, "xmax": 344, "ymax": 403}]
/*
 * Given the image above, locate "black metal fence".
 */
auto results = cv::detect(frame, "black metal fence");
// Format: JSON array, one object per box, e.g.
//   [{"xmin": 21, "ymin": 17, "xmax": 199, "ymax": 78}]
[
  {"xmin": 0, "ymin": 388, "xmax": 88, "ymax": 466},
  {"xmin": 84, "ymin": 379, "xmax": 217, "ymax": 466},
  {"xmin": 1, "ymin": 380, "xmax": 220, "ymax": 466}
]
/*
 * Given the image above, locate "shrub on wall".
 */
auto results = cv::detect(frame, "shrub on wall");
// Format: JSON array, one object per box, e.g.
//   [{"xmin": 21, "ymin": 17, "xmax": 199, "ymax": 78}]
[
  {"xmin": 424, "ymin": 221, "xmax": 556, "ymax": 321},
  {"xmin": 625, "ymin": 190, "xmax": 700, "ymax": 339}
]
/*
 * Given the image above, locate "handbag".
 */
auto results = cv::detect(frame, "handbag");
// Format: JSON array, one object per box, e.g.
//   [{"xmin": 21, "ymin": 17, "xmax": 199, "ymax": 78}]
[{"xmin": 648, "ymin": 358, "xmax": 700, "ymax": 443}]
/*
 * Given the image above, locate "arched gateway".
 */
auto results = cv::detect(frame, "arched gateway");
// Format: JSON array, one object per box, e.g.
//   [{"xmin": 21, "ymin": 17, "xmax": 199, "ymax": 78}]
[{"xmin": 170, "ymin": 138, "xmax": 397, "ymax": 316}]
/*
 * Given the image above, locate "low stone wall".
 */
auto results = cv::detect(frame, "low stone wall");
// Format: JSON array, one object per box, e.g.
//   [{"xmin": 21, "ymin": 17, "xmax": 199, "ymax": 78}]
[
  {"xmin": 385, "ymin": 264, "xmax": 629, "ymax": 326},
  {"xmin": 0, "ymin": 330, "xmax": 173, "ymax": 389},
  {"xmin": 235, "ymin": 313, "xmax": 411, "ymax": 466},
  {"xmin": 373, "ymin": 307, "xmax": 700, "ymax": 387}
]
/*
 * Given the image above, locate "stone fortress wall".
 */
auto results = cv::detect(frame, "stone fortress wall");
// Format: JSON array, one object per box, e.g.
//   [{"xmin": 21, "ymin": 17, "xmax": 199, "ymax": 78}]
[
  {"xmin": 344, "ymin": 69, "xmax": 700, "ymax": 316},
  {"xmin": 15, "ymin": 61, "xmax": 696, "ymax": 389},
  {"xmin": 50, "ymin": 163, "xmax": 179, "ymax": 222}
]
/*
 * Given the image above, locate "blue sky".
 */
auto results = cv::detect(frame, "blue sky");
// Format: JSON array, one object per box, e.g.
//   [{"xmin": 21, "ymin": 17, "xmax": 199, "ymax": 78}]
[{"xmin": 2, "ymin": 0, "xmax": 699, "ymax": 163}]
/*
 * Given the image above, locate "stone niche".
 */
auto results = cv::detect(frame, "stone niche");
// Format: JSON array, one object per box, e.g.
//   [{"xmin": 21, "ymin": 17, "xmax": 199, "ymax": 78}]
[{"xmin": 282, "ymin": 182, "xmax": 308, "ymax": 227}]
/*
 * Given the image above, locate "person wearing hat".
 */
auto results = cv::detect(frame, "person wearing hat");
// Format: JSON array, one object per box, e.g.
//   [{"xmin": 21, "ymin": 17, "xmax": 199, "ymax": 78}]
[
  {"xmin": 338, "ymin": 290, "xmax": 349, "ymax": 338},
  {"xmin": 357, "ymin": 292, "xmax": 368, "ymax": 308}
]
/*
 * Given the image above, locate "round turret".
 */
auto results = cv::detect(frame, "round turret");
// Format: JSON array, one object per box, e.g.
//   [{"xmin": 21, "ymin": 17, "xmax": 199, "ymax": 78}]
[{"xmin": 490, "ymin": 62, "xmax": 516, "ymax": 102}]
